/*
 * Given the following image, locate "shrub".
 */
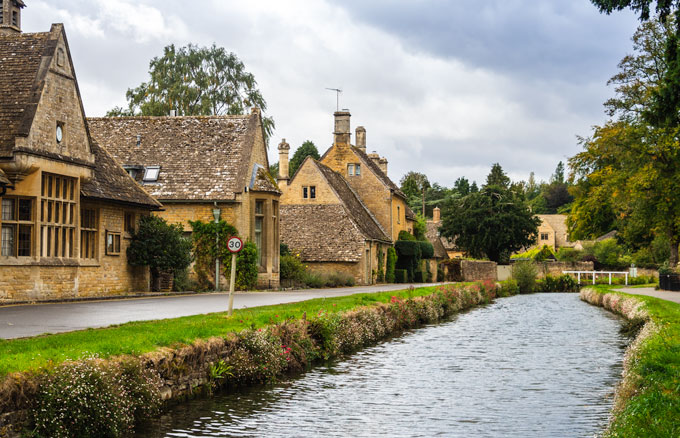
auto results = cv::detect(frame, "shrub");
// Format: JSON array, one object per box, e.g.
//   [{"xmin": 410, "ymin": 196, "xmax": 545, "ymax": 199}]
[
  {"xmin": 497, "ymin": 279, "xmax": 519, "ymax": 297},
  {"xmin": 398, "ymin": 230, "xmax": 417, "ymax": 241},
  {"xmin": 232, "ymin": 241, "xmax": 259, "ymax": 290},
  {"xmin": 651, "ymin": 234, "xmax": 671, "ymax": 265},
  {"xmin": 556, "ymin": 247, "xmax": 582, "ymax": 262},
  {"xmin": 386, "ymin": 247, "xmax": 397, "ymax": 283},
  {"xmin": 280, "ymin": 254, "xmax": 305, "ymax": 281},
  {"xmin": 189, "ymin": 220, "xmax": 239, "ymax": 290},
  {"xmin": 394, "ymin": 269, "xmax": 408, "ymax": 283},
  {"xmin": 513, "ymin": 260, "xmax": 538, "ymax": 293},
  {"xmin": 30, "ymin": 358, "xmax": 161, "ymax": 438},
  {"xmin": 376, "ymin": 247, "xmax": 385, "ymax": 282},
  {"xmin": 302, "ymin": 271, "xmax": 325, "ymax": 288},
  {"xmin": 173, "ymin": 267, "xmax": 197, "ymax": 292},
  {"xmin": 280, "ymin": 243, "xmax": 291, "ymax": 257},
  {"xmin": 536, "ymin": 274, "xmax": 579, "ymax": 292},
  {"xmin": 593, "ymin": 238, "xmax": 625, "ymax": 269},
  {"xmin": 632, "ymin": 247, "xmax": 656, "ymax": 269},
  {"xmin": 419, "ymin": 241, "xmax": 435, "ymax": 259},
  {"xmin": 414, "ymin": 270, "xmax": 426, "ymax": 283},
  {"xmin": 437, "ymin": 267, "xmax": 445, "ymax": 282}
]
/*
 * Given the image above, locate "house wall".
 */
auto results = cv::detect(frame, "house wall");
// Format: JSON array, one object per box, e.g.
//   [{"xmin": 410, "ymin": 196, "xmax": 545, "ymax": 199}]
[
  {"xmin": 0, "ymin": 200, "xmax": 150, "ymax": 303},
  {"xmin": 535, "ymin": 221, "xmax": 556, "ymax": 249},
  {"xmin": 280, "ymin": 161, "xmax": 340, "ymax": 205}
]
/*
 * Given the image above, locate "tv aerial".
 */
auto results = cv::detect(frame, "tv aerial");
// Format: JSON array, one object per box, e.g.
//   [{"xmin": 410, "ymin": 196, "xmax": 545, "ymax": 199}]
[{"xmin": 326, "ymin": 87, "xmax": 343, "ymax": 111}]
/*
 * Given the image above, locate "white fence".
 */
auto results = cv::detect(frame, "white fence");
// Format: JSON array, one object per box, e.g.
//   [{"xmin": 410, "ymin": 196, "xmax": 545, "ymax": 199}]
[{"xmin": 562, "ymin": 270, "xmax": 629, "ymax": 286}]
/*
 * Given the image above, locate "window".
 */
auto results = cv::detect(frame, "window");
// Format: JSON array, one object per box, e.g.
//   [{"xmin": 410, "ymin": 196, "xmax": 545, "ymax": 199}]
[
  {"xmin": 0, "ymin": 2, "xmax": 3, "ymax": 24},
  {"xmin": 80, "ymin": 208, "xmax": 97, "ymax": 259},
  {"xmin": 397, "ymin": 206, "xmax": 401, "ymax": 224},
  {"xmin": 272, "ymin": 201, "xmax": 279, "ymax": 271},
  {"xmin": 1, "ymin": 198, "xmax": 33, "ymax": 257},
  {"xmin": 348, "ymin": 164, "xmax": 354, "ymax": 176},
  {"xmin": 255, "ymin": 200, "xmax": 265, "ymax": 267},
  {"xmin": 303, "ymin": 186, "xmax": 316, "ymax": 199},
  {"xmin": 41, "ymin": 173, "xmax": 76, "ymax": 258},
  {"xmin": 124, "ymin": 212, "xmax": 135, "ymax": 235},
  {"xmin": 355, "ymin": 164, "xmax": 361, "ymax": 176},
  {"xmin": 302, "ymin": 186, "xmax": 308, "ymax": 199},
  {"xmin": 348, "ymin": 164, "xmax": 361, "ymax": 176},
  {"xmin": 540, "ymin": 233, "xmax": 549, "ymax": 241},
  {"xmin": 12, "ymin": 10, "xmax": 17, "ymax": 27},
  {"xmin": 143, "ymin": 166, "xmax": 160, "ymax": 182},
  {"xmin": 106, "ymin": 231, "xmax": 121, "ymax": 256}
]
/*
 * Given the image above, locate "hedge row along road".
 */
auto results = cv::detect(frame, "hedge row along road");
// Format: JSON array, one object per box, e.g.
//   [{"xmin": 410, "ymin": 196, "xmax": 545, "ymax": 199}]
[{"xmin": 0, "ymin": 283, "xmax": 442, "ymax": 339}]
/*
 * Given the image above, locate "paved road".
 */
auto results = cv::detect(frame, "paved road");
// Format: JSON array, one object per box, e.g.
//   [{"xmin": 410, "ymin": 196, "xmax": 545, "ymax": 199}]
[
  {"xmin": 0, "ymin": 284, "xmax": 439, "ymax": 339},
  {"xmin": 615, "ymin": 287, "xmax": 680, "ymax": 304}
]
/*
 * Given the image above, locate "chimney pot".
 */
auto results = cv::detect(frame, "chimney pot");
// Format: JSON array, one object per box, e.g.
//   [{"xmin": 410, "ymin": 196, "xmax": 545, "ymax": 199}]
[
  {"xmin": 433, "ymin": 207, "xmax": 441, "ymax": 224},
  {"xmin": 355, "ymin": 126, "xmax": 366, "ymax": 150},
  {"xmin": 333, "ymin": 110, "xmax": 351, "ymax": 145},
  {"xmin": 278, "ymin": 138, "xmax": 291, "ymax": 182}
]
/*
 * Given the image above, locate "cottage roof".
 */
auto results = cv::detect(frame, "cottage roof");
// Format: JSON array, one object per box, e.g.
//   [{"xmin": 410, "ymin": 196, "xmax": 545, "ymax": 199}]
[
  {"xmin": 0, "ymin": 30, "xmax": 51, "ymax": 157},
  {"xmin": 350, "ymin": 146, "xmax": 408, "ymax": 200},
  {"xmin": 81, "ymin": 140, "xmax": 162, "ymax": 208},
  {"xmin": 537, "ymin": 214, "xmax": 572, "ymax": 247},
  {"xmin": 425, "ymin": 221, "xmax": 449, "ymax": 259},
  {"xmin": 88, "ymin": 114, "xmax": 278, "ymax": 201}
]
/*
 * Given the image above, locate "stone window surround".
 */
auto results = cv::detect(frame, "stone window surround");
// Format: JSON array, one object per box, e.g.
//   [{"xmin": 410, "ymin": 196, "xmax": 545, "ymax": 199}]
[
  {"xmin": 105, "ymin": 230, "xmax": 121, "ymax": 256},
  {"xmin": 254, "ymin": 199, "xmax": 265, "ymax": 268},
  {"xmin": 348, "ymin": 163, "xmax": 361, "ymax": 176},
  {"xmin": 1, "ymin": 197, "xmax": 33, "ymax": 258},
  {"xmin": 302, "ymin": 185, "xmax": 316, "ymax": 199},
  {"xmin": 540, "ymin": 232, "xmax": 549, "ymax": 241}
]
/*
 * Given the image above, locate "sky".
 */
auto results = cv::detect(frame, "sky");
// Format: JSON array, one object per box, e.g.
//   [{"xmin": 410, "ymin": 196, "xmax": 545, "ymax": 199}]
[{"xmin": 23, "ymin": 0, "xmax": 641, "ymax": 187}]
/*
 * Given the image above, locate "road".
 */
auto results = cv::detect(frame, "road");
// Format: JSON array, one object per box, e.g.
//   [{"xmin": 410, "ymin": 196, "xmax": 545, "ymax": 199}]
[
  {"xmin": 614, "ymin": 287, "xmax": 680, "ymax": 304},
  {"xmin": 0, "ymin": 283, "xmax": 439, "ymax": 339}
]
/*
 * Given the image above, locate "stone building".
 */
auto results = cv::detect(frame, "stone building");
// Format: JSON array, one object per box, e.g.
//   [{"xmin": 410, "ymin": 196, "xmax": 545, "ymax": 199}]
[
  {"xmin": 534, "ymin": 214, "xmax": 575, "ymax": 250},
  {"xmin": 279, "ymin": 155, "xmax": 391, "ymax": 285},
  {"xmin": 0, "ymin": 14, "xmax": 162, "ymax": 302},
  {"xmin": 88, "ymin": 110, "xmax": 281, "ymax": 288},
  {"xmin": 425, "ymin": 207, "xmax": 450, "ymax": 264}
]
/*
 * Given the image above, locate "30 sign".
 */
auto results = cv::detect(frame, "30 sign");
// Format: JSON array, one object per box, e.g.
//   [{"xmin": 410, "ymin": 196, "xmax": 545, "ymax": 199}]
[{"xmin": 227, "ymin": 236, "xmax": 243, "ymax": 253}]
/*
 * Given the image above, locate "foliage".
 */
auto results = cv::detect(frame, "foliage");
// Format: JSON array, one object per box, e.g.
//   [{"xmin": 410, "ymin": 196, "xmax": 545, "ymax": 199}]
[
  {"xmin": 536, "ymin": 274, "xmax": 580, "ymax": 292},
  {"xmin": 440, "ymin": 181, "xmax": 540, "ymax": 262},
  {"xmin": 29, "ymin": 358, "xmax": 161, "ymax": 438},
  {"xmin": 189, "ymin": 220, "xmax": 238, "ymax": 290},
  {"xmin": 394, "ymin": 269, "xmax": 408, "ymax": 283},
  {"xmin": 111, "ymin": 43, "xmax": 274, "ymax": 140},
  {"xmin": 172, "ymin": 267, "xmax": 197, "ymax": 292},
  {"xmin": 593, "ymin": 238, "xmax": 626, "ymax": 269},
  {"xmin": 127, "ymin": 215, "xmax": 192, "ymax": 274},
  {"xmin": 413, "ymin": 214, "xmax": 428, "ymax": 241},
  {"xmin": 556, "ymin": 247, "xmax": 583, "ymax": 262},
  {"xmin": 513, "ymin": 261, "xmax": 538, "ymax": 293},
  {"xmin": 497, "ymin": 279, "xmax": 520, "ymax": 297},
  {"xmin": 288, "ymin": 141, "xmax": 320, "ymax": 177},
  {"xmin": 484, "ymin": 163, "xmax": 511, "ymax": 188},
  {"xmin": 300, "ymin": 271, "xmax": 355, "ymax": 288},
  {"xmin": 386, "ymin": 247, "xmax": 397, "ymax": 283},
  {"xmin": 376, "ymin": 247, "xmax": 385, "ymax": 282},
  {"xmin": 280, "ymin": 243, "xmax": 291, "ymax": 257},
  {"xmin": 513, "ymin": 245, "xmax": 556, "ymax": 261},
  {"xmin": 233, "ymin": 241, "xmax": 259, "ymax": 290},
  {"xmin": 419, "ymin": 241, "xmax": 435, "ymax": 259},
  {"xmin": 280, "ymin": 254, "xmax": 305, "ymax": 281},
  {"xmin": 398, "ymin": 230, "xmax": 417, "ymax": 241},
  {"xmin": 395, "ymin": 240, "xmax": 422, "ymax": 281},
  {"xmin": 400, "ymin": 171, "xmax": 431, "ymax": 216}
]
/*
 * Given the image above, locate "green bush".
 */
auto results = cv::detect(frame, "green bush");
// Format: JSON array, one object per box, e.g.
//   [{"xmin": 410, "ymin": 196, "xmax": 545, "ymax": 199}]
[
  {"xmin": 302, "ymin": 271, "xmax": 325, "ymax": 288},
  {"xmin": 497, "ymin": 279, "xmax": 519, "ymax": 297},
  {"xmin": 386, "ymin": 247, "xmax": 397, "ymax": 283},
  {"xmin": 632, "ymin": 247, "xmax": 656, "ymax": 269},
  {"xmin": 437, "ymin": 267, "xmax": 445, "ymax": 282},
  {"xmin": 419, "ymin": 241, "xmax": 435, "ymax": 259},
  {"xmin": 280, "ymin": 243, "xmax": 291, "ymax": 257},
  {"xmin": 189, "ymin": 220, "xmax": 239, "ymax": 290},
  {"xmin": 556, "ymin": 247, "xmax": 582, "ymax": 262},
  {"xmin": 413, "ymin": 270, "xmax": 426, "ymax": 283},
  {"xmin": 280, "ymin": 254, "xmax": 305, "ymax": 281},
  {"xmin": 593, "ymin": 238, "xmax": 625, "ymax": 269},
  {"xmin": 376, "ymin": 248, "xmax": 385, "ymax": 282},
  {"xmin": 513, "ymin": 260, "xmax": 538, "ymax": 293},
  {"xmin": 30, "ymin": 359, "xmax": 161, "ymax": 438},
  {"xmin": 395, "ymin": 269, "xmax": 408, "ymax": 283},
  {"xmin": 651, "ymin": 234, "xmax": 671, "ymax": 265},
  {"xmin": 172, "ymin": 267, "xmax": 197, "ymax": 292},
  {"xmin": 398, "ymin": 230, "xmax": 417, "ymax": 241},
  {"xmin": 231, "ymin": 241, "xmax": 259, "ymax": 290},
  {"xmin": 536, "ymin": 274, "xmax": 579, "ymax": 292}
]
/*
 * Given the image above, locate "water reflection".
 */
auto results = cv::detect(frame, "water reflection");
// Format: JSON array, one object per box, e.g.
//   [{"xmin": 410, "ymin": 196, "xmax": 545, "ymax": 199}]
[{"xmin": 135, "ymin": 293, "xmax": 626, "ymax": 438}]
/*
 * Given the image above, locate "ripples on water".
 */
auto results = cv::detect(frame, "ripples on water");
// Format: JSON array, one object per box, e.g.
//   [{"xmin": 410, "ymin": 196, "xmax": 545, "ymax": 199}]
[{"xmin": 135, "ymin": 293, "xmax": 627, "ymax": 438}]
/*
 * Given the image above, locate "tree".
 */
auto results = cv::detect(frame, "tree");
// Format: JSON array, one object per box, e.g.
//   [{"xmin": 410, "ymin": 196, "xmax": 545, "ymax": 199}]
[
  {"xmin": 110, "ymin": 43, "xmax": 274, "ymax": 141},
  {"xmin": 288, "ymin": 141, "xmax": 320, "ymax": 177},
  {"xmin": 551, "ymin": 161, "xmax": 566, "ymax": 184},
  {"xmin": 400, "ymin": 171, "xmax": 431, "ymax": 216},
  {"xmin": 453, "ymin": 177, "xmax": 471, "ymax": 196},
  {"xmin": 484, "ymin": 163, "xmax": 511, "ymax": 189},
  {"xmin": 127, "ymin": 216, "xmax": 193, "ymax": 289},
  {"xmin": 439, "ymin": 185, "xmax": 540, "ymax": 263}
]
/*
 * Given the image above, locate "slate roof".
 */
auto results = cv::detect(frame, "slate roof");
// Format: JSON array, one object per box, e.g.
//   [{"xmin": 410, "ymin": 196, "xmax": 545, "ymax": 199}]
[
  {"xmin": 280, "ymin": 159, "xmax": 390, "ymax": 263},
  {"xmin": 0, "ymin": 30, "xmax": 51, "ymax": 157},
  {"xmin": 350, "ymin": 146, "xmax": 408, "ymax": 200},
  {"xmin": 426, "ymin": 221, "xmax": 449, "ymax": 259},
  {"xmin": 81, "ymin": 140, "xmax": 162, "ymax": 209},
  {"xmin": 88, "ymin": 114, "xmax": 278, "ymax": 201}
]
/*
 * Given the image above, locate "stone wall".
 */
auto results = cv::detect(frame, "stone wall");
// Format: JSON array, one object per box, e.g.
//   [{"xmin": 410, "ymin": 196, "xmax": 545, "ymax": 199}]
[
  {"xmin": 534, "ymin": 261, "xmax": 595, "ymax": 278},
  {"xmin": 461, "ymin": 260, "xmax": 497, "ymax": 281}
]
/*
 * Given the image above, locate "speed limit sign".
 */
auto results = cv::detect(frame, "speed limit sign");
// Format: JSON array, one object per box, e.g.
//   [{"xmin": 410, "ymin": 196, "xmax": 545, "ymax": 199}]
[{"xmin": 227, "ymin": 236, "xmax": 243, "ymax": 253}]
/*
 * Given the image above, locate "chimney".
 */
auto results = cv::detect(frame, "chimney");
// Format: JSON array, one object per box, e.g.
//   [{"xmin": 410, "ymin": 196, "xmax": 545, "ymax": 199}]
[
  {"xmin": 333, "ymin": 110, "xmax": 351, "ymax": 145},
  {"xmin": 355, "ymin": 126, "xmax": 366, "ymax": 151},
  {"xmin": 0, "ymin": 0, "xmax": 26, "ymax": 35},
  {"xmin": 378, "ymin": 157, "xmax": 388, "ymax": 175},
  {"xmin": 433, "ymin": 207, "xmax": 441, "ymax": 224},
  {"xmin": 278, "ymin": 139, "xmax": 290, "ymax": 181},
  {"xmin": 368, "ymin": 151, "xmax": 381, "ymax": 168}
]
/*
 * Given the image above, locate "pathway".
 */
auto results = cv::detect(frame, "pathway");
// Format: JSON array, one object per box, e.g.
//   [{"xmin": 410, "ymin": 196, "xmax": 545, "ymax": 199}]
[{"xmin": 614, "ymin": 287, "xmax": 680, "ymax": 304}]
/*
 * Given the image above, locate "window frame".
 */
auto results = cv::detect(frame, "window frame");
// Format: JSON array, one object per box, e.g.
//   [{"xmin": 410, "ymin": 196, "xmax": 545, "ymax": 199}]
[
  {"xmin": 254, "ymin": 200, "xmax": 266, "ymax": 268},
  {"xmin": 540, "ymin": 232, "xmax": 549, "ymax": 241},
  {"xmin": 124, "ymin": 212, "xmax": 136, "ymax": 236},
  {"xmin": 80, "ymin": 207, "xmax": 98, "ymax": 260},
  {"xmin": 105, "ymin": 231, "xmax": 121, "ymax": 256},
  {"xmin": 143, "ymin": 166, "xmax": 161, "ymax": 182},
  {"xmin": 40, "ymin": 173, "xmax": 77, "ymax": 259},
  {"xmin": 1, "ymin": 197, "xmax": 34, "ymax": 258}
]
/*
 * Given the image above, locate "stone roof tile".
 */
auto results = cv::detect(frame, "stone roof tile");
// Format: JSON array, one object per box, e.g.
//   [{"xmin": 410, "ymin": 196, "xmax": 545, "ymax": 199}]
[{"xmin": 426, "ymin": 221, "xmax": 449, "ymax": 259}]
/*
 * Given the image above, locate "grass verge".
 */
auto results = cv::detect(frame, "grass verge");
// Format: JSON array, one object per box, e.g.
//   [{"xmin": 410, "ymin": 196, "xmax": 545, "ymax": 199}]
[
  {"xmin": 581, "ymin": 285, "xmax": 680, "ymax": 438},
  {"xmin": 0, "ymin": 287, "xmax": 442, "ymax": 377}
]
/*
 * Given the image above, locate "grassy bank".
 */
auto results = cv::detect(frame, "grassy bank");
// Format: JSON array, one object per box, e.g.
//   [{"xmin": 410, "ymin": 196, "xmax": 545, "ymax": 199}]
[
  {"xmin": 1, "ymin": 281, "xmax": 513, "ymax": 437},
  {"xmin": 580, "ymin": 285, "xmax": 680, "ymax": 437}
]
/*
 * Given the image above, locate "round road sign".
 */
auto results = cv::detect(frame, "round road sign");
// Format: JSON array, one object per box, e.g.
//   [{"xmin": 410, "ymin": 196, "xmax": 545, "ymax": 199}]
[{"xmin": 227, "ymin": 236, "xmax": 243, "ymax": 253}]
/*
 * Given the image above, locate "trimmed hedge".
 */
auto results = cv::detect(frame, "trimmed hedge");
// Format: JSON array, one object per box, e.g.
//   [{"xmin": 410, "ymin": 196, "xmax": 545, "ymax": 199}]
[
  {"xmin": 419, "ymin": 241, "xmax": 434, "ymax": 259},
  {"xmin": 395, "ymin": 269, "xmax": 408, "ymax": 283}
]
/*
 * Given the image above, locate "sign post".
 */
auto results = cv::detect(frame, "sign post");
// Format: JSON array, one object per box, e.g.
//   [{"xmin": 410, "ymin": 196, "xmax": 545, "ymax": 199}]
[{"xmin": 226, "ymin": 236, "xmax": 243, "ymax": 316}]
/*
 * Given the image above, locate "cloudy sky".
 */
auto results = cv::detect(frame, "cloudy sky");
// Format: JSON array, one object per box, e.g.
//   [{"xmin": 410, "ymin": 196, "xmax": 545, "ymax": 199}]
[{"xmin": 24, "ymin": 0, "xmax": 639, "ymax": 186}]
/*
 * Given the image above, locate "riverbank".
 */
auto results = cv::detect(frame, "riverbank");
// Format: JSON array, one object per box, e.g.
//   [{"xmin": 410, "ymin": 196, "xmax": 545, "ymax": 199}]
[
  {"xmin": 0, "ymin": 281, "xmax": 511, "ymax": 437},
  {"xmin": 580, "ymin": 285, "xmax": 680, "ymax": 437}
]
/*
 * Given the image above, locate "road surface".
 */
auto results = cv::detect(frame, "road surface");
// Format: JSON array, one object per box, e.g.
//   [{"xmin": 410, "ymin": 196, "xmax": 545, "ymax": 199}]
[
  {"xmin": 0, "ymin": 284, "xmax": 439, "ymax": 339},
  {"xmin": 614, "ymin": 287, "xmax": 680, "ymax": 304}
]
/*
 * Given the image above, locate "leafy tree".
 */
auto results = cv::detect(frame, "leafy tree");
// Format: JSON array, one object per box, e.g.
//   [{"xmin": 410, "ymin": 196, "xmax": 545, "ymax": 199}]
[
  {"xmin": 288, "ymin": 141, "xmax": 320, "ymax": 177},
  {"xmin": 109, "ymin": 43, "xmax": 274, "ymax": 141},
  {"xmin": 269, "ymin": 162, "xmax": 279, "ymax": 179},
  {"xmin": 439, "ymin": 185, "xmax": 540, "ymax": 262},
  {"xmin": 127, "ymin": 216, "xmax": 193, "ymax": 281},
  {"xmin": 400, "ymin": 171, "xmax": 431, "ymax": 216},
  {"xmin": 470, "ymin": 181, "xmax": 479, "ymax": 193},
  {"xmin": 453, "ymin": 177, "xmax": 471, "ymax": 196},
  {"xmin": 484, "ymin": 163, "xmax": 511, "ymax": 189},
  {"xmin": 551, "ymin": 161, "xmax": 566, "ymax": 184}
]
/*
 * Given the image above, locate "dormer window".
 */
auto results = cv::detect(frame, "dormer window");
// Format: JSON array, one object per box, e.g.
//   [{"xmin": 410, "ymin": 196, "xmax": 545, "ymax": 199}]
[
  {"xmin": 11, "ymin": 10, "xmax": 17, "ymax": 27},
  {"xmin": 0, "ymin": 2, "xmax": 4, "ymax": 24},
  {"xmin": 143, "ymin": 166, "xmax": 160, "ymax": 182},
  {"xmin": 348, "ymin": 163, "xmax": 361, "ymax": 176}
]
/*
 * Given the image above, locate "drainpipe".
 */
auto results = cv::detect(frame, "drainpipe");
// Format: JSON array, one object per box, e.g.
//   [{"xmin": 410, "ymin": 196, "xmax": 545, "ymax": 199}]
[{"xmin": 212, "ymin": 202, "xmax": 221, "ymax": 291}]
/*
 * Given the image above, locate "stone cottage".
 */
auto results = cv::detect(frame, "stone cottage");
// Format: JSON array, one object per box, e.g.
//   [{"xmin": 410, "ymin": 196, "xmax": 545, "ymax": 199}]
[
  {"xmin": 534, "ymin": 214, "xmax": 576, "ymax": 250},
  {"xmin": 279, "ymin": 154, "xmax": 391, "ymax": 284},
  {"xmin": 88, "ymin": 110, "xmax": 281, "ymax": 288},
  {"xmin": 0, "ymin": 14, "xmax": 162, "ymax": 302}
]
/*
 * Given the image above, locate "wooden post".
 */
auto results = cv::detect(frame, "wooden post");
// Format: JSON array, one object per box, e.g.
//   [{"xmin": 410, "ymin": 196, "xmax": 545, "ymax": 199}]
[{"xmin": 228, "ymin": 252, "xmax": 236, "ymax": 316}]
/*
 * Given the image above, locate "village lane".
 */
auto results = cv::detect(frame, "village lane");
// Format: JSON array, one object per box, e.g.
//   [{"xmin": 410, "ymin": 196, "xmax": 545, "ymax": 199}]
[{"xmin": 0, "ymin": 284, "xmax": 440, "ymax": 339}]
